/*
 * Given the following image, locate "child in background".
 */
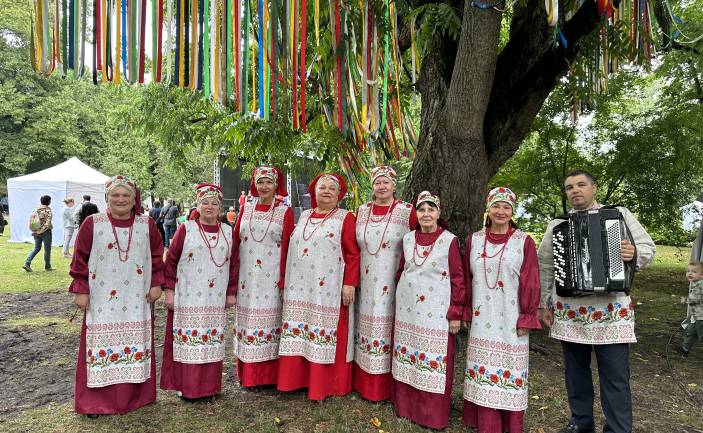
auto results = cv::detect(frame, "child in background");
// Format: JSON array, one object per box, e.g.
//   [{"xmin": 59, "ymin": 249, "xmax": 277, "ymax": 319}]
[{"xmin": 678, "ymin": 261, "xmax": 703, "ymax": 357}]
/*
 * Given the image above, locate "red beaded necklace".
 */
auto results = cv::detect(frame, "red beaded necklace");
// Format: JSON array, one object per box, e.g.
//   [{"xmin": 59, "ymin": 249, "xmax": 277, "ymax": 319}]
[
  {"xmin": 108, "ymin": 213, "xmax": 134, "ymax": 262},
  {"xmin": 197, "ymin": 220, "xmax": 230, "ymax": 268},
  {"xmin": 412, "ymin": 229, "xmax": 441, "ymax": 267},
  {"xmin": 363, "ymin": 200, "xmax": 398, "ymax": 256},
  {"xmin": 482, "ymin": 227, "xmax": 514, "ymax": 290},
  {"xmin": 248, "ymin": 199, "xmax": 277, "ymax": 243},
  {"xmin": 302, "ymin": 207, "xmax": 339, "ymax": 241}
]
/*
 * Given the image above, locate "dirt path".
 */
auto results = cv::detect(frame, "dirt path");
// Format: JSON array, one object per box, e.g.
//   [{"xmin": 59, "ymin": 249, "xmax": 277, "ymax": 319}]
[{"xmin": 1, "ymin": 290, "xmax": 703, "ymax": 431}]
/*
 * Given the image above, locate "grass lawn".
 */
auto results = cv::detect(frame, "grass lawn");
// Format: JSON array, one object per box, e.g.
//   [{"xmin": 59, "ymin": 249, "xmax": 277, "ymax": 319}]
[
  {"xmin": 0, "ymin": 234, "xmax": 701, "ymax": 433},
  {"xmin": 0, "ymin": 223, "xmax": 72, "ymax": 294}
]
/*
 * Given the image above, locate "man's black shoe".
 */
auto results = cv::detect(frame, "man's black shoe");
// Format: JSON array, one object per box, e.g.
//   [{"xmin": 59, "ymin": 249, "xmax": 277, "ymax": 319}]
[{"xmin": 558, "ymin": 423, "xmax": 595, "ymax": 433}]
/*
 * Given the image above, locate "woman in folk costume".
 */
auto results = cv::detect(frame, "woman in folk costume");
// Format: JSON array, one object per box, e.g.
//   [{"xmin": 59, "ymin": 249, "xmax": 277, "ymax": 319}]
[
  {"xmin": 232, "ymin": 166, "xmax": 294, "ymax": 387},
  {"xmin": 68, "ymin": 175, "xmax": 164, "ymax": 416},
  {"xmin": 391, "ymin": 191, "xmax": 466, "ymax": 429},
  {"xmin": 462, "ymin": 187, "xmax": 541, "ymax": 433},
  {"xmin": 353, "ymin": 165, "xmax": 417, "ymax": 401},
  {"xmin": 277, "ymin": 173, "xmax": 361, "ymax": 400},
  {"xmin": 160, "ymin": 183, "xmax": 238, "ymax": 400}
]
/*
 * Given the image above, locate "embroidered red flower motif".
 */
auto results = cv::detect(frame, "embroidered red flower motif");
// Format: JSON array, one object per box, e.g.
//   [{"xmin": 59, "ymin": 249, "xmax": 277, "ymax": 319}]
[
  {"xmin": 430, "ymin": 360, "xmax": 439, "ymax": 370},
  {"xmin": 304, "ymin": 324, "xmax": 309, "ymax": 331},
  {"xmin": 258, "ymin": 330, "xmax": 265, "ymax": 337},
  {"xmin": 410, "ymin": 354, "xmax": 416, "ymax": 363},
  {"xmin": 177, "ymin": 329, "xmax": 183, "ymax": 336},
  {"xmin": 309, "ymin": 332, "xmax": 316, "ymax": 340},
  {"xmin": 478, "ymin": 366, "xmax": 486, "ymax": 375},
  {"xmin": 220, "ymin": 334, "xmax": 224, "ymax": 341},
  {"xmin": 110, "ymin": 289, "xmax": 117, "ymax": 297},
  {"xmin": 592, "ymin": 311, "xmax": 603, "ymax": 320},
  {"xmin": 89, "ymin": 356, "xmax": 95, "ymax": 363},
  {"xmin": 578, "ymin": 306, "xmax": 588, "ymax": 315},
  {"xmin": 327, "ymin": 232, "xmax": 334, "ymax": 238},
  {"xmin": 187, "ymin": 252, "xmax": 194, "ymax": 261},
  {"xmin": 99, "ymin": 349, "xmax": 107, "ymax": 358},
  {"xmin": 474, "ymin": 309, "xmax": 481, "ymax": 317},
  {"xmin": 191, "ymin": 329, "xmax": 198, "ymax": 337},
  {"xmin": 283, "ymin": 323, "xmax": 289, "ymax": 330},
  {"xmin": 400, "ymin": 346, "xmax": 407, "ymax": 355},
  {"xmin": 503, "ymin": 370, "xmax": 511, "ymax": 379},
  {"xmin": 202, "ymin": 334, "xmax": 209, "ymax": 342},
  {"xmin": 91, "ymin": 272, "xmax": 96, "ymax": 280},
  {"xmin": 181, "ymin": 335, "xmax": 188, "ymax": 342},
  {"xmin": 373, "ymin": 340, "xmax": 380, "ymax": 348},
  {"xmin": 208, "ymin": 279, "xmax": 215, "ymax": 288},
  {"xmin": 109, "ymin": 353, "xmax": 119, "ymax": 362},
  {"xmin": 266, "ymin": 334, "xmax": 273, "ymax": 341},
  {"xmin": 247, "ymin": 335, "xmax": 255, "ymax": 343},
  {"xmin": 618, "ymin": 308, "xmax": 628, "ymax": 318},
  {"xmin": 366, "ymin": 344, "xmax": 372, "ymax": 351},
  {"xmin": 556, "ymin": 301, "xmax": 563, "ymax": 310},
  {"xmin": 244, "ymin": 236, "xmax": 249, "ymax": 242},
  {"xmin": 629, "ymin": 302, "xmax": 634, "ymax": 310},
  {"xmin": 325, "ymin": 335, "xmax": 331, "ymax": 342},
  {"xmin": 303, "ymin": 248, "xmax": 309, "ymax": 255},
  {"xmin": 422, "ymin": 250, "xmax": 429, "ymax": 257},
  {"xmin": 442, "ymin": 356, "xmax": 447, "ymax": 364},
  {"xmin": 382, "ymin": 285, "xmax": 389, "ymax": 295},
  {"xmin": 107, "ymin": 243, "xmax": 114, "ymax": 250},
  {"xmin": 416, "ymin": 295, "xmax": 426, "ymax": 303},
  {"xmin": 364, "ymin": 266, "xmax": 369, "ymax": 275},
  {"xmin": 567, "ymin": 310, "xmax": 576, "ymax": 319},
  {"xmin": 124, "ymin": 346, "xmax": 131, "ymax": 355},
  {"xmin": 383, "ymin": 344, "xmax": 390, "ymax": 353},
  {"xmin": 319, "ymin": 279, "xmax": 325, "ymax": 287},
  {"xmin": 497, "ymin": 280, "xmax": 504, "ymax": 288},
  {"xmin": 319, "ymin": 329, "xmax": 325, "ymax": 336},
  {"xmin": 418, "ymin": 352, "xmax": 425, "ymax": 361},
  {"xmin": 237, "ymin": 332, "xmax": 243, "ymax": 339},
  {"xmin": 468, "ymin": 369, "xmax": 476, "ymax": 379},
  {"xmin": 607, "ymin": 303, "xmax": 614, "ymax": 312},
  {"xmin": 211, "ymin": 329, "xmax": 217, "ymax": 336},
  {"xmin": 441, "ymin": 271, "xmax": 448, "ymax": 280},
  {"xmin": 490, "ymin": 374, "xmax": 499, "ymax": 383},
  {"xmin": 498, "ymin": 187, "xmax": 506, "ymax": 193},
  {"xmin": 381, "ymin": 241, "xmax": 389, "ymax": 249},
  {"xmin": 136, "ymin": 265, "xmax": 143, "ymax": 275},
  {"xmin": 515, "ymin": 378, "xmax": 524, "ymax": 387},
  {"xmin": 293, "ymin": 328, "xmax": 301, "ymax": 336},
  {"xmin": 256, "ymin": 259, "xmax": 262, "ymax": 267}
]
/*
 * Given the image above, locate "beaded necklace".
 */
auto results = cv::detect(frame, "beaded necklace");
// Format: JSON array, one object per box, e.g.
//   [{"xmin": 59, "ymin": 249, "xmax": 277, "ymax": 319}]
[
  {"xmin": 197, "ymin": 220, "xmax": 230, "ymax": 268},
  {"xmin": 363, "ymin": 200, "xmax": 398, "ymax": 256},
  {"xmin": 302, "ymin": 207, "xmax": 339, "ymax": 241},
  {"xmin": 108, "ymin": 213, "xmax": 134, "ymax": 262},
  {"xmin": 481, "ymin": 227, "xmax": 514, "ymax": 290},
  {"xmin": 412, "ymin": 228, "xmax": 441, "ymax": 267},
  {"xmin": 248, "ymin": 198, "xmax": 277, "ymax": 243}
]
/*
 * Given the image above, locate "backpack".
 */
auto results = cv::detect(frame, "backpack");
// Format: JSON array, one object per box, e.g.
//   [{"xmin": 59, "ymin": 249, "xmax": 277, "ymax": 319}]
[{"xmin": 29, "ymin": 210, "xmax": 42, "ymax": 232}]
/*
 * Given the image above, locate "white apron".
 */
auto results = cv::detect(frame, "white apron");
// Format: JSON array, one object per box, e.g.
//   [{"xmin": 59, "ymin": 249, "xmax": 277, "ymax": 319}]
[
  {"xmin": 464, "ymin": 229, "xmax": 530, "ymax": 411},
  {"xmin": 85, "ymin": 213, "xmax": 152, "ymax": 388},
  {"xmin": 355, "ymin": 201, "xmax": 412, "ymax": 374},
  {"xmin": 172, "ymin": 220, "xmax": 231, "ymax": 364},
  {"xmin": 234, "ymin": 200, "xmax": 288, "ymax": 362},
  {"xmin": 279, "ymin": 208, "xmax": 354, "ymax": 364},
  {"xmin": 392, "ymin": 230, "xmax": 454, "ymax": 394}
]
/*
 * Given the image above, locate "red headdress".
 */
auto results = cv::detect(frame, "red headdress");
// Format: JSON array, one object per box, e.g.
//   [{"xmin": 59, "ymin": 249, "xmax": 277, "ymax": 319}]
[
  {"xmin": 308, "ymin": 173, "xmax": 347, "ymax": 209},
  {"xmin": 104, "ymin": 175, "xmax": 144, "ymax": 215},
  {"xmin": 249, "ymin": 166, "xmax": 288, "ymax": 198}
]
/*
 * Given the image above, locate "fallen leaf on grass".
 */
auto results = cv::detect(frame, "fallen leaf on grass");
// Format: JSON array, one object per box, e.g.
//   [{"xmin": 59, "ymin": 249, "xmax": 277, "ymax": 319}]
[
  {"xmin": 371, "ymin": 417, "xmax": 382, "ymax": 428},
  {"xmin": 352, "ymin": 409, "xmax": 362, "ymax": 417},
  {"xmin": 274, "ymin": 416, "xmax": 282, "ymax": 425},
  {"xmin": 531, "ymin": 395, "xmax": 540, "ymax": 400},
  {"xmin": 688, "ymin": 383, "xmax": 698, "ymax": 388},
  {"xmin": 538, "ymin": 428, "xmax": 546, "ymax": 433},
  {"xmin": 538, "ymin": 406, "xmax": 548, "ymax": 411}
]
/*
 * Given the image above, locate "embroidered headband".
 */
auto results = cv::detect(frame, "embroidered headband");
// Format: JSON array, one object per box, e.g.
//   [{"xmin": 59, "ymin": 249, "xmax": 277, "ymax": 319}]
[
  {"xmin": 105, "ymin": 175, "xmax": 136, "ymax": 195},
  {"xmin": 486, "ymin": 186, "xmax": 517, "ymax": 209},
  {"xmin": 318, "ymin": 174, "xmax": 341, "ymax": 190},
  {"xmin": 195, "ymin": 183, "xmax": 223, "ymax": 204},
  {"xmin": 370, "ymin": 165, "xmax": 397, "ymax": 185},
  {"xmin": 254, "ymin": 166, "xmax": 278, "ymax": 183},
  {"xmin": 415, "ymin": 191, "xmax": 441, "ymax": 208}
]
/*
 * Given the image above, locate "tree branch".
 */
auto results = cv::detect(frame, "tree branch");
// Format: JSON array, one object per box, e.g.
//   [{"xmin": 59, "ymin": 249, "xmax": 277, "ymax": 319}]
[{"xmin": 483, "ymin": 0, "xmax": 601, "ymax": 173}]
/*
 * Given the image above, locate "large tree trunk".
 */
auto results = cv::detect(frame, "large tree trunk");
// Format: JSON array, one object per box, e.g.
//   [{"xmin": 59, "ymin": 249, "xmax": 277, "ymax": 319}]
[{"xmin": 406, "ymin": 1, "xmax": 601, "ymax": 240}]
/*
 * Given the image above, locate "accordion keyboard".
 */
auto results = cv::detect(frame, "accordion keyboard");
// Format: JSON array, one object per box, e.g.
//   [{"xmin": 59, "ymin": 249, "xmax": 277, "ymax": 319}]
[
  {"xmin": 605, "ymin": 220, "xmax": 625, "ymax": 280},
  {"xmin": 553, "ymin": 231, "xmax": 567, "ymax": 288}
]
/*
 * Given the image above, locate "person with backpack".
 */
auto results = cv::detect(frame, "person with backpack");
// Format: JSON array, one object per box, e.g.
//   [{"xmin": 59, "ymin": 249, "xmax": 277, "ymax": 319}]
[
  {"xmin": 149, "ymin": 201, "xmax": 165, "ymax": 242},
  {"xmin": 23, "ymin": 195, "xmax": 54, "ymax": 272},
  {"xmin": 161, "ymin": 201, "xmax": 180, "ymax": 248}
]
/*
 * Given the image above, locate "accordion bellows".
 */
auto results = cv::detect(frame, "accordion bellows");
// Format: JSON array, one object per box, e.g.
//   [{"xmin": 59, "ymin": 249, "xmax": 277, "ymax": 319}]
[{"xmin": 552, "ymin": 208, "xmax": 635, "ymax": 297}]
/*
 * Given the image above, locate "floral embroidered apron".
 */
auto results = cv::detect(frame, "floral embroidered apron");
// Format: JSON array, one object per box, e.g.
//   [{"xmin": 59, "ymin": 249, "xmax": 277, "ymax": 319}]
[
  {"xmin": 464, "ymin": 229, "xmax": 530, "ymax": 411},
  {"xmin": 85, "ymin": 213, "xmax": 152, "ymax": 388},
  {"xmin": 355, "ymin": 201, "xmax": 411, "ymax": 374},
  {"xmin": 279, "ymin": 208, "xmax": 354, "ymax": 363},
  {"xmin": 172, "ymin": 220, "xmax": 231, "ymax": 364},
  {"xmin": 392, "ymin": 230, "xmax": 454, "ymax": 394},
  {"xmin": 234, "ymin": 200, "xmax": 287, "ymax": 362}
]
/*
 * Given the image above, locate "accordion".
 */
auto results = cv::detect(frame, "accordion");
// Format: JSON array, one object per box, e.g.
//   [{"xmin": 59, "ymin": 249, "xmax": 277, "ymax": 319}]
[{"xmin": 552, "ymin": 208, "xmax": 635, "ymax": 297}]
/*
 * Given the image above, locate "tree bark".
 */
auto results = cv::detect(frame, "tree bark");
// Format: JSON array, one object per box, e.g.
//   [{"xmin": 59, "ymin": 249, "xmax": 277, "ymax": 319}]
[{"xmin": 406, "ymin": 1, "xmax": 601, "ymax": 240}]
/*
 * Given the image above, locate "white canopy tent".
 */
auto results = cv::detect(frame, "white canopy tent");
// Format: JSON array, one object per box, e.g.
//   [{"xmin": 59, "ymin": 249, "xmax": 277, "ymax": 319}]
[{"xmin": 7, "ymin": 157, "xmax": 109, "ymax": 246}]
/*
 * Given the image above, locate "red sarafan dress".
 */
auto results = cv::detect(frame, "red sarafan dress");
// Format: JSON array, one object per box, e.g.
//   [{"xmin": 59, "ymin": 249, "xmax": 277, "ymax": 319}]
[
  {"xmin": 390, "ymin": 227, "xmax": 465, "ymax": 430},
  {"xmin": 69, "ymin": 213, "xmax": 164, "ymax": 414},
  {"xmin": 160, "ymin": 220, "xmax": 239, "ymax": 398},
  {"xmin": 353, "ymin": 200, "xmax": 416, "ymax": 401},
  {"xmin": 276, "ymin": 208, "xmax": 360, "ymax": 400},
  {"xmin": 232, "ymin": 199, "xmax": 294, "ymax": 387}
]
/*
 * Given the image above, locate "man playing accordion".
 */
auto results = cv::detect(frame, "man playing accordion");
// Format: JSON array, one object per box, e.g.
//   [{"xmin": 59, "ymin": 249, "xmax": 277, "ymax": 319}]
[{"xmin": 537, "ymin": 170, "xmax": 655, "ymax": 433}]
